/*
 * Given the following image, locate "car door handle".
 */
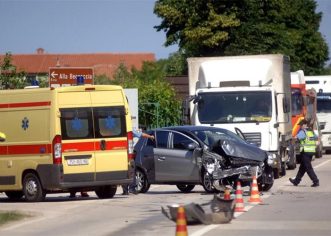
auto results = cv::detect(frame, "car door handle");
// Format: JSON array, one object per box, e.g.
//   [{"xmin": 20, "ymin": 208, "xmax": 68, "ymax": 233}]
[
  {"xmin": 100, "ymin": 140, "xmax": 106, "ymax": 150},
  {"xmin": 158, "ymin": 156, "xmax": 166, "ymax": 161}
]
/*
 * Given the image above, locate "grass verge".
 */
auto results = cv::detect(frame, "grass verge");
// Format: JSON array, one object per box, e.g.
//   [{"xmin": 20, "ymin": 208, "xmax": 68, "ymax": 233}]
[{"xmin": 0, "ymin": 211, "xmax": 29, "ymax": 226}]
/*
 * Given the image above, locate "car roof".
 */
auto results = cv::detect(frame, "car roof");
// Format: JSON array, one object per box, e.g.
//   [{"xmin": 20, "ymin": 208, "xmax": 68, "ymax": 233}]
[{"xmin": 156, "ymin": 125, "xmax": 229, "ymax": 132}]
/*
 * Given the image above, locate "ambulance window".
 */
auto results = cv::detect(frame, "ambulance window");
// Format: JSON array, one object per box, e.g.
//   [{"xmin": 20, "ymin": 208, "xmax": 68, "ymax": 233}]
[
  {"xmin": 94, "ymin": 107, "xmax": 126, "ymax": 138},
  {"xmin": 60, "ymin": 108, "xmax": 93, "ymax": 140}
]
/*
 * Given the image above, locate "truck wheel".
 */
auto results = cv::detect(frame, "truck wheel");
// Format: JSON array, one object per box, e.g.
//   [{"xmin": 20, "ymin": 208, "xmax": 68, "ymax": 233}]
[
  {"xmin": 23, "ymin": 173, "xmax": 46, "ymax": 202},
  {"xmin": 135, "ymin": 169, "xmax": 150, "ymax": 193},
  {"xmin": 280, "ymin": 161, "xmax": 286, "ymax": 176},
  {"xmin": 95, "ymin": 185, "xmax": 117, "ymax": 199},
  {"xmin": 5, "ymin": 191, "xmax": 24, "ymax": 201},
  {"xmin": 287, "ymin": 155, "xmax": 296, "ymax": 170},
  {"xmin": 315, "ymin": 148, "xmax": 323, "ymax": 158},
  {"xmin": 176, "ymin": 184, "xmax": 195, "ymax": 193},
  {"xmin": 273, "ymin": 168, "xmax": 280, "ymax": 179}
]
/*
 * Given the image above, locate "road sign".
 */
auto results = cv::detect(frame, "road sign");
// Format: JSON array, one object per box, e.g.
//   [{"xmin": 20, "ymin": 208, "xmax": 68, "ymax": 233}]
[{"xmin": 49, "ymin": 67, "xmax": 94, "ymax": 87}]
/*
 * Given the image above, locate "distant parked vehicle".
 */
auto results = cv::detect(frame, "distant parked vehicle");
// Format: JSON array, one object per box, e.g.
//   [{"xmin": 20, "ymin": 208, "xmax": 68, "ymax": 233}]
[{"xmin": 133, "ymin": 125, "xmax": 275, "ymax": 194}]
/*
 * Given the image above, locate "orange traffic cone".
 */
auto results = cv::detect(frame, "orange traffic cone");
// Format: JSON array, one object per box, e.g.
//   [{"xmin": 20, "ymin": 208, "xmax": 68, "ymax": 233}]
[
  {"xmin": 175, "ymin": 206, "xmax": 188, "ymax": 236},
  {"xmin": 223, "ymin": 187, "xmax": 231, "ymax": 200},
  {"xmin": 248, "ymin": 176, "xmax": 262, "ymax": 204},
  {"xmin": 234, "ymin": 181, "xmax": 246, "ymax": 212}
]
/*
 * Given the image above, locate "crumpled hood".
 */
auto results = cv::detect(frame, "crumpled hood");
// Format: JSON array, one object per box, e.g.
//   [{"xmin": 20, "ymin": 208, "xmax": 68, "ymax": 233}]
[{"xmin": 217, "ymin": 139, "xmax": 266, "ymax": 162}]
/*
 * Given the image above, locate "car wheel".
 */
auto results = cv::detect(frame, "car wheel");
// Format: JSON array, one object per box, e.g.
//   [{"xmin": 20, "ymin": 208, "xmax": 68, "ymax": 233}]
[
  {"xmin": 5, "ymin": 191, "xmax": 24, "ymax": 201},
  {"xmin": 135, "ymin": 169, "xmax": 150, "ymax": 193},
  {"xmin": 95, "ymin": 185, "xmax": 117, "ymax": 199},
  {"xmin": 176, "ymin": 184, "xmax": 195, "ymax": 193},
  {"xmin": 23, "ymin": 172, "xmax": 46, "ymax": 202},
  {"xmin": 202, "ymin": 172, "xmax": 217, "ymax": 193},
  {"xmin": 258, "ymin": 182, "xmax": 274, "ymax": 192}
]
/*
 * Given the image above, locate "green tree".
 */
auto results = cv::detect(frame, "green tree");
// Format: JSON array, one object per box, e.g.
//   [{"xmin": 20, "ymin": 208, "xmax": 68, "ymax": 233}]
[
  {"xmin": 99, "ymin": 61, "xmax": 181, "ymax": 128},
  {"xmin": 0, "ymin": 52, "xmax": 26, "ymax": 89},
  {"xmin": 154, "ymin": 0, "xmax": 329, "ymax": 75},
  {"xmin": 132, "ymin": 61, "xmax": 181, "ymax": 128},
  {"xmin": 154, "ymin": 0, "xmax": 240, "ymax": 57},
  {"xmin": 159, "ymin": 50, "xmax": 187, "ymax": 76},
  {"xmin": 94, "ymin": 74, "xmax": 112, "ymax": 85}
]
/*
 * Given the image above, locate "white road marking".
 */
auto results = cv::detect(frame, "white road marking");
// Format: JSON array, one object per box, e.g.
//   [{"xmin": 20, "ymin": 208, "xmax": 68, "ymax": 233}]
[
  {"xmin": 314, "ymin": 159, "xmax": 331, "ymax": 169},
  {"xmin": 191, "ymin": 158, "xmax": 331, "ymax": 236}
]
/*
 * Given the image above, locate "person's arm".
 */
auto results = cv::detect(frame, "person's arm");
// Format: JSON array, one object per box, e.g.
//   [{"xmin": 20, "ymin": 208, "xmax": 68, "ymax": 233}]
[
  {"xmin": 296, "ymin": 129, "xmax": 306, "ymax": 140},
  {"xmin": 141, "ymin": 132, "xmax": 154, "ymax": 140}
]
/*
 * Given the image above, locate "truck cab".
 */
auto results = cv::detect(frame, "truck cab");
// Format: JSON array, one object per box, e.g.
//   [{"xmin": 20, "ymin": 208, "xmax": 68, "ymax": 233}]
[{"xmin": 187, "ymin": 54, "xmax": 293, "ymax": 179}]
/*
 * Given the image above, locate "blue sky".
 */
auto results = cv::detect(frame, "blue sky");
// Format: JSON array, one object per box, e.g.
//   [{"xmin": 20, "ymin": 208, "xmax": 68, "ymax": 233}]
[{"xmin": 0, "ymin": 0, "xmax": 330, "ymax": 63}]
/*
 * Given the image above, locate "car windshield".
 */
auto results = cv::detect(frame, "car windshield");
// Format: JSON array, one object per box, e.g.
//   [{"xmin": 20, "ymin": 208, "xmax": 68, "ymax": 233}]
[
  {"xmin": 191, "ymin": 128, "xmax": 246, "ymax": 147},
  {"xmin": 197, "ymin": 91, "xmax": 272, "ymax": 124}
]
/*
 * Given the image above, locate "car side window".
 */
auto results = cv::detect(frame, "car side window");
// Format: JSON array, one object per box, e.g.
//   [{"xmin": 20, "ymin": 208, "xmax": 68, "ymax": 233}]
[
  {"xmin": 173, "ymin": 132, "xmax": 193, "ymax": 150},
  {"xmin": 155, "ymin": 131, "xmax": 169, "ymax": 148}
]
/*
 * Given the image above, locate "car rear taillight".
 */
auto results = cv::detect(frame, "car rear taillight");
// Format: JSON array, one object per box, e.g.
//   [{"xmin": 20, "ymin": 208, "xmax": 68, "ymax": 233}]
[
  {"xmin": 52, "ymin": 135, "xmax": 62, "ymax": 164},
  {"xmin": 127, "ymin": 131, "xmax": 134, "ymax": 161}
]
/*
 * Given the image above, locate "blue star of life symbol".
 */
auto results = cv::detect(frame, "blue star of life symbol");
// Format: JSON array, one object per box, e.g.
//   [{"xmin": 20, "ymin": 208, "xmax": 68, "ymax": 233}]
[
  {"xmin": 105, "ymin": 116, "xmax": 115, "ymax": 129},
  {"xmin": 22, "ymin": 117, "xmax": 29, "ymax": 130},
  {"xmin": 71, "ymin": 117, "xmax": 82, "ymax": 131}
]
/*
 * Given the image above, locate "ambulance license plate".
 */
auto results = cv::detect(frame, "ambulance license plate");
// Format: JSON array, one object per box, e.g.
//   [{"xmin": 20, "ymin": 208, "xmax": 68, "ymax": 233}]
[{"xmin": 67, "ymin": 159, "xmax": 89, "ymax": 166}]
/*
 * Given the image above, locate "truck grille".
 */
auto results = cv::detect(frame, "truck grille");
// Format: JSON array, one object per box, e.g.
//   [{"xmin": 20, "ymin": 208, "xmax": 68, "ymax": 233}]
[{"xmin": 243, "ymin": 132, "xmax": 261, "ymax": 147}]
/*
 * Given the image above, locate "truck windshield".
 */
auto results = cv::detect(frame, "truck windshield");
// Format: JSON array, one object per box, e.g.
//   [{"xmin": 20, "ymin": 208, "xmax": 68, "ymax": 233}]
[
  {"xmin": 197, "ymin": 91, "xmax": 272, "ymax": 124},
  {"xmin": 291, "ymin": 88, "xmax": 304, "ymax": 116},
  {"xmin": 316, "ymin": 94, "xmax": 331, "ymax": 113}
]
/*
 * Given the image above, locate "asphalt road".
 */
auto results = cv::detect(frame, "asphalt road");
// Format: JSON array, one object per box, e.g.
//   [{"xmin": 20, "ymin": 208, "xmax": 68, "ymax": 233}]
[{"xmin": 1, "ymin": 155, "xmax": 331, "ymax": 236}]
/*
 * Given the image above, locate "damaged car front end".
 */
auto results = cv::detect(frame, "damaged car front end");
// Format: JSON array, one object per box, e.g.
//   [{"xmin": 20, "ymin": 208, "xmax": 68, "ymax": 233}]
[{"xmin": 193, "ymin": 128, "xmax": 274, "ymax": 192}]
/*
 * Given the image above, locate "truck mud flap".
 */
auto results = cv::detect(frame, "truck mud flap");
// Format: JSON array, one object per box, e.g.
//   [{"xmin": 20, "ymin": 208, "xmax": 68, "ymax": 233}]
[{"xmin": 161, "ymin": 195, "xmax": 235, "ymax": 225}]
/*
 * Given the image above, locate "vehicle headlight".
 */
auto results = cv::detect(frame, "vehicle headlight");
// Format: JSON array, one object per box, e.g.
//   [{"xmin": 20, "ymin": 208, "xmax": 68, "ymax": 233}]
[
  {"xmin": 221, "ymin": 140, "xmax": 235, "ymax": 155},
  {"xmin": 267, "ymin": 152, "xmax": 277, "ymax": 166}
]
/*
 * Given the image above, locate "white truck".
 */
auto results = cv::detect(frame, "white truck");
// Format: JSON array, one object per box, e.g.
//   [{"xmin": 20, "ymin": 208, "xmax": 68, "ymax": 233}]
[
  {"xmin": 305, "ymin": 75, "xmax": 331, "ymax": 153},
  {"xmin": 186, "ymin": 54, "xmax": 293, "ymax": 178}
]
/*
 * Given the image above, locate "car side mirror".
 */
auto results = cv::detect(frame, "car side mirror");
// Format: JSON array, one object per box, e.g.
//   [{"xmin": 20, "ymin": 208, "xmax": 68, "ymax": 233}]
[{"xmin": 187, "ymin": 142, "xmax": 199, "ymax": 150}]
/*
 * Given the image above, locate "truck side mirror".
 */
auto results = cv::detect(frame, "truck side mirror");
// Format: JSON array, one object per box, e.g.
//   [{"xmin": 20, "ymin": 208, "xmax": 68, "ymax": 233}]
[
  {"xmin": 193, "ymin": 95, "xmax": 202, "ymax": 104},
  {"xmin": 283, "ymin": 97, "xmax": 290, "ymax": 113}
]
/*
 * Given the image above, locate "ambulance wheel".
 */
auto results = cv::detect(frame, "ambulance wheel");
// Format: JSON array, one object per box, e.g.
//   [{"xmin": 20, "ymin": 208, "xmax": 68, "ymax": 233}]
[
  {"xmin": 5, "ymin": 191, "xmax": 24, "ymax": 201},
  {"xmin": 23, "ymin": 173, "xmax": 46, "ymax": 202},
  {"xmin": 95, "ymin": 185, "xmax": 117, "ymax": 199}
]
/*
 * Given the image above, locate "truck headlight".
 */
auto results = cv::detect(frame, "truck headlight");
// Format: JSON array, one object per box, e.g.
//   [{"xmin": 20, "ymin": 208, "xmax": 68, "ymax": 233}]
[{"xmin": 267, "ymin": 152, "xmax": 277, "ymax": 166}]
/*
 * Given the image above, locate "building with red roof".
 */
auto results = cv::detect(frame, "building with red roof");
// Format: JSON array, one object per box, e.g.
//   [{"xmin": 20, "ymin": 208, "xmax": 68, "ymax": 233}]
[{"xmin": 0, "ymin": 48, "xmax": 156, "ymax": 82}]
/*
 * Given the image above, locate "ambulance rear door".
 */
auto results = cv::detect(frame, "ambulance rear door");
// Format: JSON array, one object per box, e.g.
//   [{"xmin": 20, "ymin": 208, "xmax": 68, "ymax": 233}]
[{"xmin": 90, "ymin": 90, "xmax": 129, "ymax": 182}]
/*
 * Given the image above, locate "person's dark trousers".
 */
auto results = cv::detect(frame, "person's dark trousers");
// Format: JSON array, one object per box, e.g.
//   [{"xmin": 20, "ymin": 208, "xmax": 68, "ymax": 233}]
[
  {"xmin": 295, "ymin": 152, "xmax": 319, "ymax": 184},
  {"xmin": 129, "ymin": 171, "xmax": 138, "ymax": 194},
  {"xmin": 121, "ymin": 184, "xmax": 129, "ymax": 195}
]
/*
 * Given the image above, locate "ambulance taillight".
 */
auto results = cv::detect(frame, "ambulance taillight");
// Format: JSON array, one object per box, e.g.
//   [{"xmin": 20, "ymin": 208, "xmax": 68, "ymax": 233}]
[
  {"xmin": 127, "ymin": 131, "xmax": 134, "ymax": 160},
  {"xmin": 52, "ymin": 135, "xmax": 62, "ymax": 164}
]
